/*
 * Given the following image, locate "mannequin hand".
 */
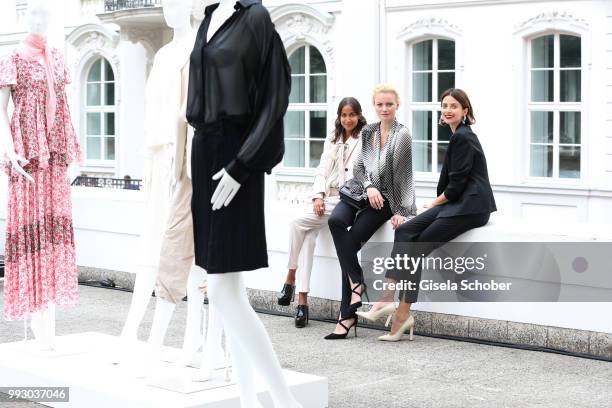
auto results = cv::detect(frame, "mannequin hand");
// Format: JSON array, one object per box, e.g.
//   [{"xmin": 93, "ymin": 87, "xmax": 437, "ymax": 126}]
[
  {"xmin": 7, "ymin": 151, "xmax": 34, "ymax": 183},
  {"xmin": 312, "ymin": 198, "xmax": 325, "ymax": 216},
  {"xmin": 390, "ymin": 214, "xmax": 406, "ymax": 230},
  {"xmin": 211, "ymin": 169, "xmax": 241, "ymax": 211}
]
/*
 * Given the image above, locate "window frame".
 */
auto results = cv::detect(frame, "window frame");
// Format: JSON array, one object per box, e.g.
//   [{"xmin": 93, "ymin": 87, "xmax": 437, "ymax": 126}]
[
  {"xmin": 82, "ymin": 57, "xmax": 117, "ymax": 168},
  {"xmin": 526, "ymin": 32, "xmax": 584, "ymax": 182},
  {"xmin": 282, "ymin": 44, "xmax": 330, "ymax": 172},
  {"xmin": 407, "ymin": 37, "xmax": 456, "ymax": 177}
]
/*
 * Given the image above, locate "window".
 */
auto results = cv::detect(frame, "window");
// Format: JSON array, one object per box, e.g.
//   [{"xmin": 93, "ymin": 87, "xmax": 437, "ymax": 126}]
[
  {"xmin": 85, "ymin": 57, "xmax": 116, "ymax": 163},
  {"xmin": 528, "ymin": 34, "xmax": 581, "ymax": 179},
  {"xmin": 284, "ymin": 45, "xmax": 328, "ymax": 168},
  {"xmin": 409, "ymin": 39, "xmax": 455, "ymax": 173}
]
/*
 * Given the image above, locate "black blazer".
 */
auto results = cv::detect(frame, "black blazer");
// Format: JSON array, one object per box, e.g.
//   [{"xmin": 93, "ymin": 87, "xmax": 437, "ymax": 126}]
[{"xmin": 436, "ymin": 122, "xmax": 497, "ymax": 218}]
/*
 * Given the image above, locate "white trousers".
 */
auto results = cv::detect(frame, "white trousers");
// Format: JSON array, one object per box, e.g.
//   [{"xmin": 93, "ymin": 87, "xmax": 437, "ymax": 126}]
[{"xmin": 287, "ymin": 195, "xmax": 339, "ymax": 293}]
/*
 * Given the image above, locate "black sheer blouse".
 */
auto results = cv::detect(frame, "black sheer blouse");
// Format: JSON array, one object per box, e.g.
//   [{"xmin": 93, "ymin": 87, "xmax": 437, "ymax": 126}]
[{"xmin": 186, "ymin": 0, "xmax": 291, "ymax": 183}]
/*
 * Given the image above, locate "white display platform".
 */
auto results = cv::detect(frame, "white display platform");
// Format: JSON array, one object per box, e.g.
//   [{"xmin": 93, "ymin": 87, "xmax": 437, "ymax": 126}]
[{"xmin": 0, "ymin": 332, "xmax": 328, "ymax": 407}]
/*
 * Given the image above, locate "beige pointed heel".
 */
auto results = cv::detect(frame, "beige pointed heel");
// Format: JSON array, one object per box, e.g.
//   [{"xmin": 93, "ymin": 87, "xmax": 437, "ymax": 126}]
[
  {"xmin": 355, "ymin": 302, "xmax": 396, "ymax": 325},
  {"xmin": 377, "ymin": 314, "xmax": 415, "ymax": 342}
]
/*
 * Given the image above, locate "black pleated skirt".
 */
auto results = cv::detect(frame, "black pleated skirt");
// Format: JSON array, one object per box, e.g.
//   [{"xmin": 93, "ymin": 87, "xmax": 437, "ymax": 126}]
[{"xmin": 191, "ymin": 118, "xmax": 268, "ymax": 274}]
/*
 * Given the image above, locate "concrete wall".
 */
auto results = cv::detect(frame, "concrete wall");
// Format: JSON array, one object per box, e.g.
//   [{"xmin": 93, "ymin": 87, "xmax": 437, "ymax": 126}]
[{"xmin": 2, "ymin": 181, "xmax": 611, "ymax": 334}]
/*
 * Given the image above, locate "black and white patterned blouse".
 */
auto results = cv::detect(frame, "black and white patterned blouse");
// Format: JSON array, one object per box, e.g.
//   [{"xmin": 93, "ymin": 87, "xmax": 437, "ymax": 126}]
[{"xmin": 353, "ymin": 119, "xmax": 417, "ymax": 218}]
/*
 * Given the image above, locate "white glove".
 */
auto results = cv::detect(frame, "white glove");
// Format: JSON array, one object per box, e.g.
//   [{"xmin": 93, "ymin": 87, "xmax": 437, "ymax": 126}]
[
  {"xmin": 211, "ymin": 169, "xmax": 241, "ymax": 211},
  {"xmin": 7, "ymin": 151, "xmax": 34, "ymax": 183}
]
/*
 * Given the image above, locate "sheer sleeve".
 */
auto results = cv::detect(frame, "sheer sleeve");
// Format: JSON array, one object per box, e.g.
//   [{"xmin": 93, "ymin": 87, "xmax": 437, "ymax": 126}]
[
  {"xmin": 186, "ymin": 17, "xmax": 209, "ymax": 128},
  {"xmin": 0, "ymin": 53, "xmax": 16, "ymax": 89},
  {"xmin": 225, "ymin": 5, "xmax": 291, "ymax": 183}
]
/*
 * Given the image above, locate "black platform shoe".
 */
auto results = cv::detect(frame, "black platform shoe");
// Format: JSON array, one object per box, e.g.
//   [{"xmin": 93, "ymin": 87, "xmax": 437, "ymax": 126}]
[
  {"xmin": 277, "ymin": 283, "xmax": 295, "ymax": 306},
  {"xmin": 295, "ymin": 305, "xmax": 309, "ymax": 328}
]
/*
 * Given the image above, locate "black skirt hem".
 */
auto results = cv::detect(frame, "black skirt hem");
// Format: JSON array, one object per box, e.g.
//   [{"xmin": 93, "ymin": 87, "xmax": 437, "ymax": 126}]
[{"xmin": 197, "ymin": 260, "xmax": 269, "ymax": 274}]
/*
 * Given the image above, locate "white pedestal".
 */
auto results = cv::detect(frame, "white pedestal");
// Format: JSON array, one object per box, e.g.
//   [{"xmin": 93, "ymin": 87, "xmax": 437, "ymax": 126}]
[{"xmin": 0, "ymin": 332, "xmax": 328, "ymax": 407}]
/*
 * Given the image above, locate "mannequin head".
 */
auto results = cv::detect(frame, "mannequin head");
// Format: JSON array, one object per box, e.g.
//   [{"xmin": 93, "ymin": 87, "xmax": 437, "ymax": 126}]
[
  {"xmin": 162, "ymin": 0, "xmax": 192, "ymax": 30},
  {"xmin": 25, "ymin": 0, "xmax": 51, "ymax": 35}
]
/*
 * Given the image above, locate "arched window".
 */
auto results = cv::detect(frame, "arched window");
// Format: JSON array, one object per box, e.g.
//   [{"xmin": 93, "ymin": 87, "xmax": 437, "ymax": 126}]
[
  {"xmin": 85, "ymin": 57, "xmax": 116, "ymax": 163},
  {"xmin": 284, "ymin": 45, "xmax": 328, "ymax": 168},
  {"xmin": 528, "ymin": 34, "xmax": 581, "ymax": 179},
  {"xmin": 409, "ymin": 38, "xmax": 456, "ymax": 173}
]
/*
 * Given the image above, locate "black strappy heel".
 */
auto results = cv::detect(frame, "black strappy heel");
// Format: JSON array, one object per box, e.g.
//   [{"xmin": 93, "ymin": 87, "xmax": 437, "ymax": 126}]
[
  {"xmin": 348, "ymin": 282, "xmax": 369, "ymax": 313},
  {"xmin": 324, "ymin": 314, "xmax": 358, "ymax": 340}
]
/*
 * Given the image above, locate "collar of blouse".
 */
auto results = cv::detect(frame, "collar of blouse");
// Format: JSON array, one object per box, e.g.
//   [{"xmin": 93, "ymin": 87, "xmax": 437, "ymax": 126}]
[
  {"xmin": 206, "ymin": 0, "xmax": 258, "ymax": 15},
  {"xmin": 376, "ymin": 119, "xmax": 399, "ymax": 147}
]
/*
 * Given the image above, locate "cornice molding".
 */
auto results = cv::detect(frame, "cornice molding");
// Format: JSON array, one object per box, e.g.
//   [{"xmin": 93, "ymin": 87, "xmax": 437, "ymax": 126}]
[
  {"xmin": 270, "ymin": 3, "xmax": 335, "ymax": 30},
  {"xmin": 514, "ymin": 10, "xmax": 589, "ymax": 36},
  {"xmin": 66, "ymin": 24, "xmax": 120, "ymax": 48},
  {"xmin": 397, "ymin": 17, "xmax": 462, "ymax": 41},
  {"xmin": 273, "ymin": 4, "xmax": 336, "ymax": 82}
]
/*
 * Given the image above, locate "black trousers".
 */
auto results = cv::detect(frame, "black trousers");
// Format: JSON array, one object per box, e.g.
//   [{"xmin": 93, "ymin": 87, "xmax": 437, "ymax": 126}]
[
  {"xmin": 387, "ymin": 205, "xmax": 490, "ymax": 303},
  {"xmin": 328, "ymin": 199, "xmax": 392, "ymax": 315}
]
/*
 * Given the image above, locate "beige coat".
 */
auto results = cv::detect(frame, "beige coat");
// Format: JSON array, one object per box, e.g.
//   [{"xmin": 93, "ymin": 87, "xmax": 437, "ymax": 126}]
[
  {"xmin": 312, "ymin": 134, "xmax": 362, "ymax": 200},
  {"xmin": 138, "ymin": 36, "xmax": 195, "ymax": 269}
]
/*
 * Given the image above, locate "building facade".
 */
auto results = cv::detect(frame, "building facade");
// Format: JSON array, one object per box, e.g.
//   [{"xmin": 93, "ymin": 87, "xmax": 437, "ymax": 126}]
[
  {"xmin": 1, "ymin": 0, "xmax": 610, "ymax": 221},
  {"xmin": 1, "ymin": 1, "xmax": 612, "ymax": 332}
]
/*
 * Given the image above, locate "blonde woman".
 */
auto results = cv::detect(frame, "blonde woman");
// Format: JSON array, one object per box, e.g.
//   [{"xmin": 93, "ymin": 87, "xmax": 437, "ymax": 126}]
[
  {"xmin": 277, "ymin": 97, "xmax": 366, "ymax": 327},
  {"xmin": 325, "ymin": 85, "xmax": 417, "ymax": 339}
]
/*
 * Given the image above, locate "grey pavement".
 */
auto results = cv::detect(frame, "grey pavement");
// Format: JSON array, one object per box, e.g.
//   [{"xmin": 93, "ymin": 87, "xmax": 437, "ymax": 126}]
[{"xmin": 1, "ymin": 284, "xmax": 611, "ymax": 408}]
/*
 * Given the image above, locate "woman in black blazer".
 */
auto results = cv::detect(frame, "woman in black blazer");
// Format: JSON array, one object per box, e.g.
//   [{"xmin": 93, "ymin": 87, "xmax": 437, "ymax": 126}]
[{"xmin": 360, "ymin": 88, "xmax": 496, "ymax": 341}]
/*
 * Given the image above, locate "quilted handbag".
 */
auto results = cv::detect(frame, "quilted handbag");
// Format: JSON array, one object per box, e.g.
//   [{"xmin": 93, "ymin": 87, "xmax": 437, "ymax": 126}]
[{"xmin": 339, "ymin": 178, "xmax": 368, "ymax": 210}]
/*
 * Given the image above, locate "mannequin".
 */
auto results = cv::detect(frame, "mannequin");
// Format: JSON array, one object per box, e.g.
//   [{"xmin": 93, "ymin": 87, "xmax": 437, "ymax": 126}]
[
  {"xmin": 118, "ymin": 0, "xmax": 224, "ymax": 376},
  {"xmin": 0, "ymin": 0, "xmax": 79, "ymax": 351},
  {"xmin": 187, "ymin": 1, "xmax": 301, "ymax": 407}
]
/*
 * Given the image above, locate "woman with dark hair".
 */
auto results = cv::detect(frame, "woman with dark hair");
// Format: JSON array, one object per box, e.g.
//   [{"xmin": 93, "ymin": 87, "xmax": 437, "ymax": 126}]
[
  {"xmin": 277, "ymin": 97, "xmax": 366, "ymax": 327},
  {"xmin": 325, "ymin": 84, "xmax": 417, "ymax": 339},
  {"xmin": 361, "ymin": 88, "xmax": 497, "ymax": 341}
]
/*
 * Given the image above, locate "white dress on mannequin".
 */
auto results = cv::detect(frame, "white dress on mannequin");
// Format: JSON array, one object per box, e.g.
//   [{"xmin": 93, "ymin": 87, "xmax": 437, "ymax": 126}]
[{"xmin": 120, "ymin": 0, "xmax": 224, "ymax": 375}]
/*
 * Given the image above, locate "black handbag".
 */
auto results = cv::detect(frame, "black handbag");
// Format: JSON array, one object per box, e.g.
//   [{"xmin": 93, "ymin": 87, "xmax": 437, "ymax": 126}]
[{"xmin": 339, "ymin": 179, "xmax": 368, "ymax": 209}]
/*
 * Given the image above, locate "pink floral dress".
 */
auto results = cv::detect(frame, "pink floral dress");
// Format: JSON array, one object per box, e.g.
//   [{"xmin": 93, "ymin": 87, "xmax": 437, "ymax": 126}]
[{"xmin": 0, "ymin": 49, "xmax": 80, "ymax": 321}]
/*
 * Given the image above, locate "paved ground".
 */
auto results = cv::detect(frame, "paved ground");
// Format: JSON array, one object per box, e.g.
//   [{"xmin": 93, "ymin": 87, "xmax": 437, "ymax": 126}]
[{"xmin": 1, "ymin": 284, "xmax": 611, "ymax": 408}]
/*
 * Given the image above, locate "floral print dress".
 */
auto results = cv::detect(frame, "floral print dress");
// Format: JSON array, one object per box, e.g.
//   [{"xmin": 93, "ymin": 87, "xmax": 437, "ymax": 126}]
[{"xmin": 0, "ymin": 49, "xmax": 80, "ymax": 321}]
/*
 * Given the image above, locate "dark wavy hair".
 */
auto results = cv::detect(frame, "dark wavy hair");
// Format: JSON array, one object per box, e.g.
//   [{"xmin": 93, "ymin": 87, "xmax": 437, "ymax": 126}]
[
  {"xmin": 332, "ymin": 97, "xmax": 367, "ymax": 143},
  {"xmin": 439, "ymin": 88, "xmax": 476, "ymax": 125}
]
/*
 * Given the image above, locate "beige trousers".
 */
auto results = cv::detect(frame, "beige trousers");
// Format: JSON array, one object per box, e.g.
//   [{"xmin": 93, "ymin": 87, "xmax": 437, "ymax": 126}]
[
  {"xmin": 287, "ymin": 195, "xmax": 339, "ymax": 293},
  {"xmin": 155, "ymin": 166, "xmax": 195, "ymax": 304}
]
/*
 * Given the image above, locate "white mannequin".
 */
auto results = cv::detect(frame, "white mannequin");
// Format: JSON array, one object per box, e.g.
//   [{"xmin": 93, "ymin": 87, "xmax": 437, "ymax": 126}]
[
  {"xmin": 0, "ymin": 0, "xmax": 57, "ymax": 351},
  {"xmin": 119, "ymin": 0, "xmax": 225, "ymax": 377},
  {"xmin": 201, "ymin": 2, "xmax": 302, "ymax": 407}
]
